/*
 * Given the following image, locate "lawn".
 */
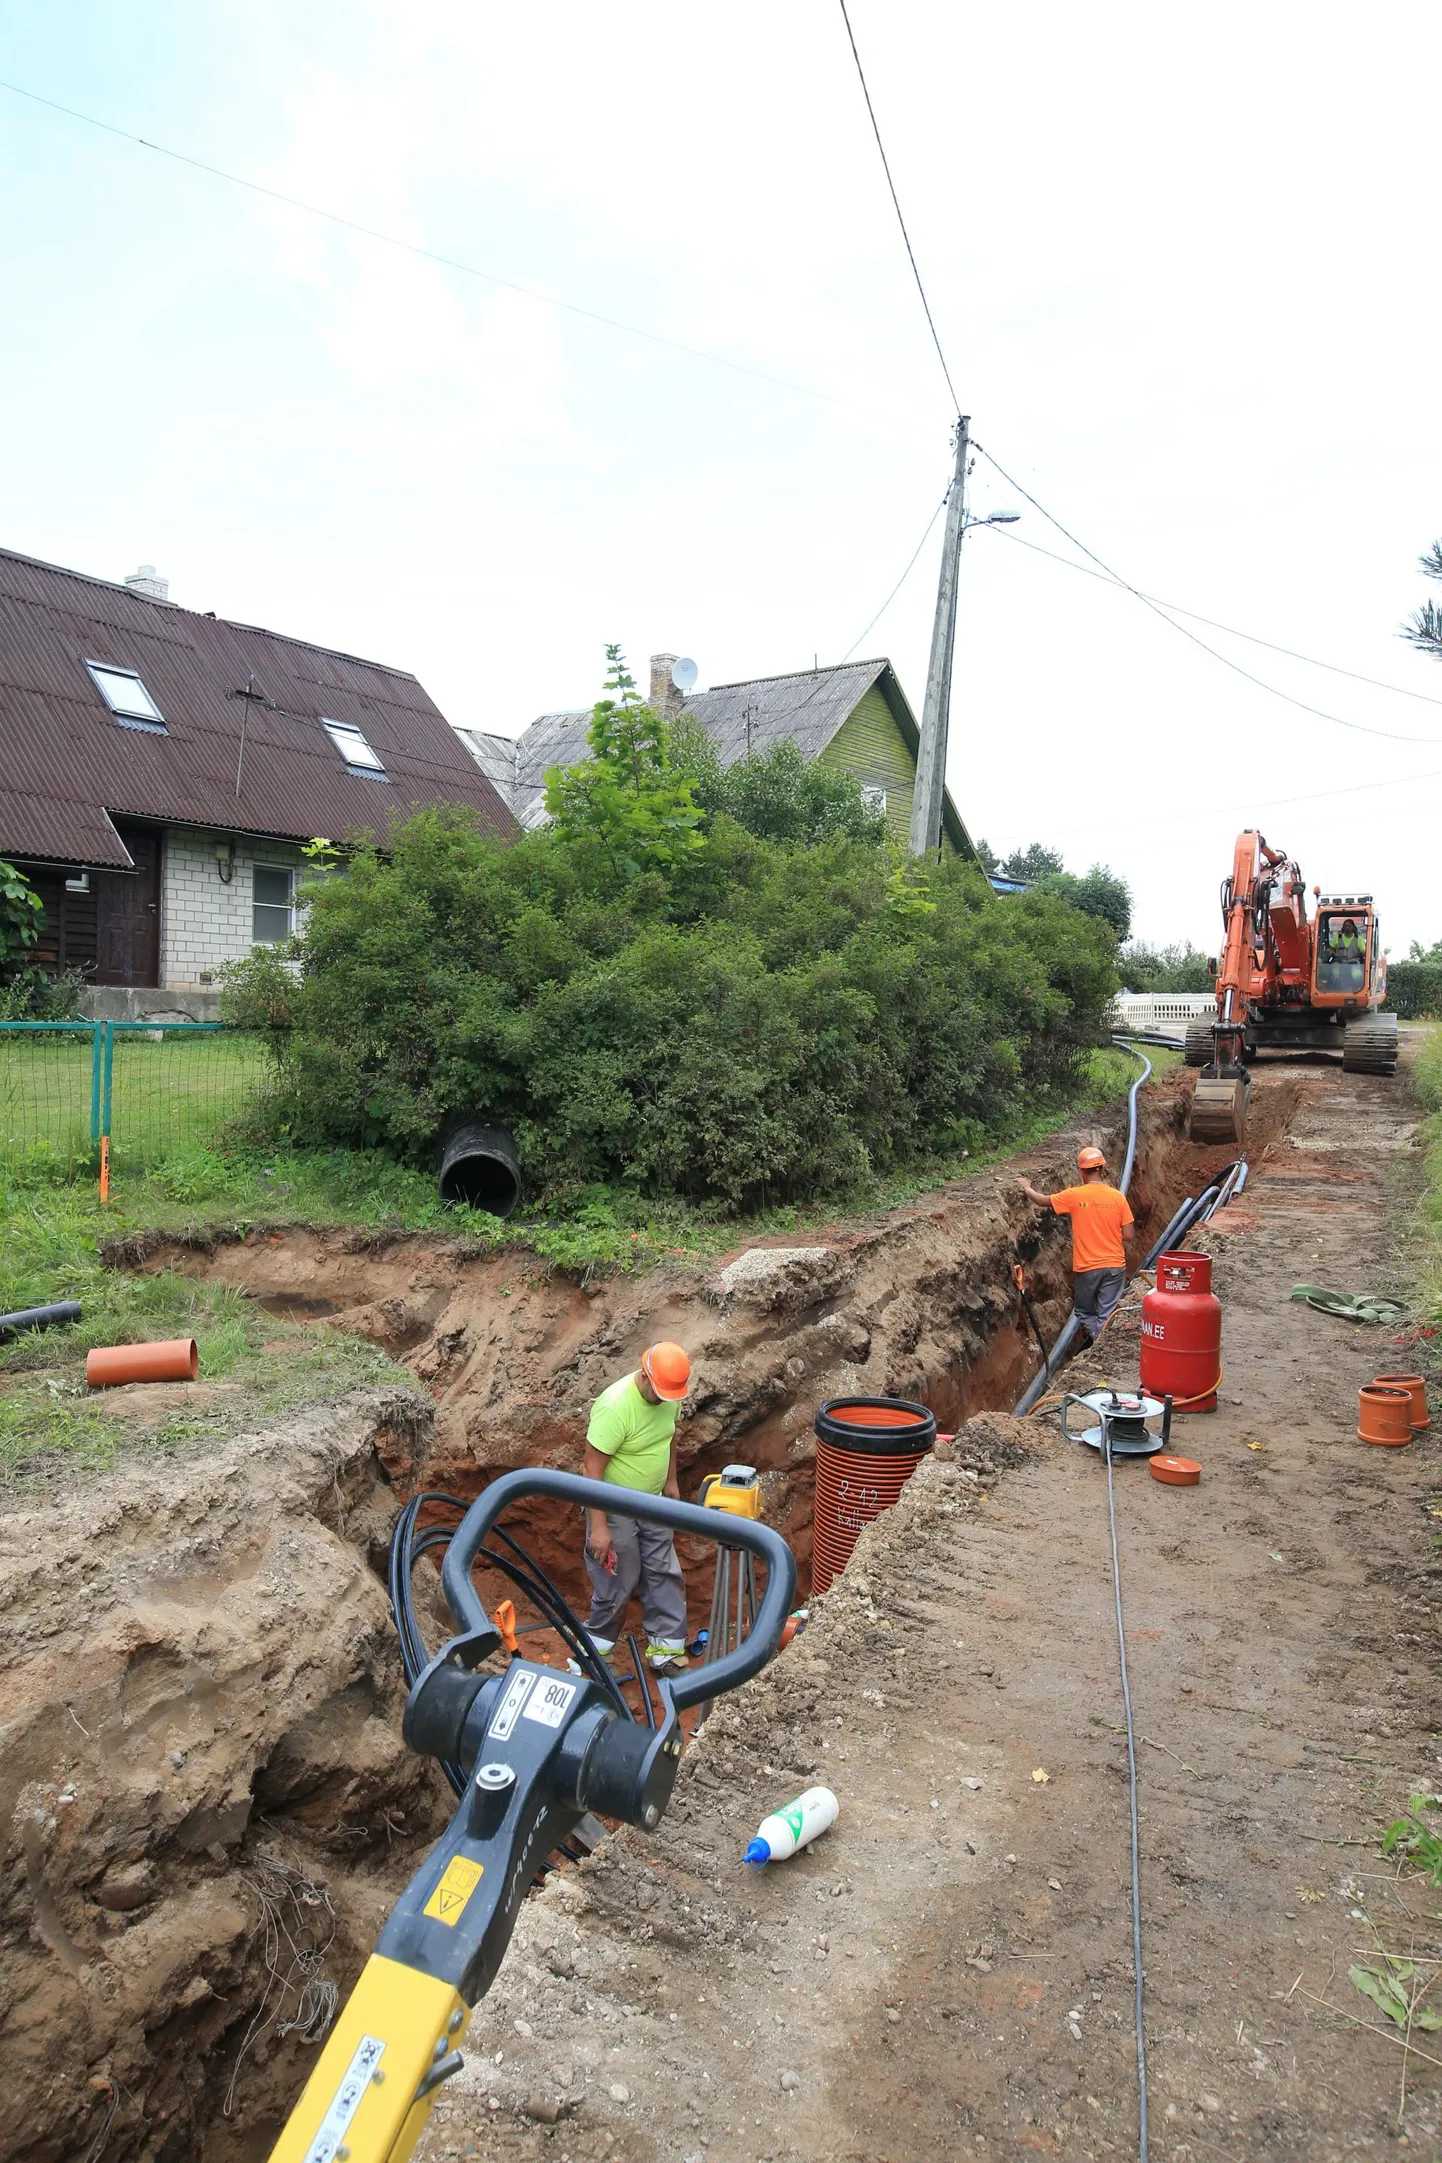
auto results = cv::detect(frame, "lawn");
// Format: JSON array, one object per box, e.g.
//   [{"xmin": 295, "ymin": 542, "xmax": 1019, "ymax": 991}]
[{"xmin": 0, "ymin": 1024, "xmax": 271, "ymax": 1177}]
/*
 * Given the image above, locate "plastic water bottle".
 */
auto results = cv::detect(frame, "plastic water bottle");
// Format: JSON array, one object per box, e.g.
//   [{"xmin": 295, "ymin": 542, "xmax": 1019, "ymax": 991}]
[{"xmin": 744, "ymin": 1786, "xmax": 839, "ymax": 1869}]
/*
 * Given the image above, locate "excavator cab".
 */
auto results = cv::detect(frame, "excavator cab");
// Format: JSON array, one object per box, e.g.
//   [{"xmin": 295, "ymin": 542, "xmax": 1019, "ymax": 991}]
[{"xmin": 1313, "ymin": 905, "xmax": 1372, "ymax": 1001}]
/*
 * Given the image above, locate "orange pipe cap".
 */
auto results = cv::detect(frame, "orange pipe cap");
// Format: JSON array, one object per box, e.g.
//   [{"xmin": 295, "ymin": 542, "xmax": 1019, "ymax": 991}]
[
  {"xmin": 87, "ymin": 1338, "xmax": 199, "ymax": 1389},
  {"xmin": 1150, "ymin": 1454, "xmax": 1201, "ymax": 1486}
]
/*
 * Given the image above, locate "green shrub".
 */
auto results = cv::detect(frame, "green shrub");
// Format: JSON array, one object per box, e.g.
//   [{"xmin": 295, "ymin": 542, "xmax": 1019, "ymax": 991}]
[
  {"xmin": 221, "ymin": 662, "xmax": 1118, "ymax": 1211},
  {"xmin": 1386, "ymin": 962, "xmax": 1442, "ymax": 1019}
]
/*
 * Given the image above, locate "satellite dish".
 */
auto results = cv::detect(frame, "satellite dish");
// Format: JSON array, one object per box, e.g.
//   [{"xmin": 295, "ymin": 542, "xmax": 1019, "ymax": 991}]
[{"xmin": 671, "ymin": 657, "xmax": 698, "ymax": 692}]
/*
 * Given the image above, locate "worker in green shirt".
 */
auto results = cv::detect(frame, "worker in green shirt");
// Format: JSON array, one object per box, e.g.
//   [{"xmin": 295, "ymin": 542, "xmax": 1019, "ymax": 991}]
[{"xmin": 582, "ymin": 1341, "xmax": 692, "ymax": 1675}]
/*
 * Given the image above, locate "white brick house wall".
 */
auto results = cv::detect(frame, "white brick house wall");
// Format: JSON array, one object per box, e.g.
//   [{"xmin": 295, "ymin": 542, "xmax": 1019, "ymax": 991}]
[{"xmin": 161, "ymin": 828, "xmax": 311, "ymax": 989}]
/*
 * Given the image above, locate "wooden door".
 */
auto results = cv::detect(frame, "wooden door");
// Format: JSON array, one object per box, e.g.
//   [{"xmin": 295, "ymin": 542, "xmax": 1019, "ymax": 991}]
[{"xmin": 94, "ymin": 826, "xmax": 162, "ymax": 986}]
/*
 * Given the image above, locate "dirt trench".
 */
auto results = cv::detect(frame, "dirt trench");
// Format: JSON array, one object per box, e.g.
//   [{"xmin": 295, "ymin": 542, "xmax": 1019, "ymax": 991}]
[
  {"xmin": 0, "ymin": 1065, "xmax": 1308, "ymax": 2162},
  {"xmin": 119, "ymin": 1064, "xmax": 1287, "ymax": 1622},
  {"xmin": 400, "ymin": 1057, "xmax": 1441, "ymax": 2163}
]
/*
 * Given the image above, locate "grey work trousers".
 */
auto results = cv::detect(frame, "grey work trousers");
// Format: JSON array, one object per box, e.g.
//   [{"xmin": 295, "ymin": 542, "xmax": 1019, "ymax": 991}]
[
  {"xmin": 583, "ymin": 1511, "xmax": 688, "ymax": 1651},
  {"xmin": 1072, "ymin": 1266, "xmax": 1126, "ymax": 1342}
]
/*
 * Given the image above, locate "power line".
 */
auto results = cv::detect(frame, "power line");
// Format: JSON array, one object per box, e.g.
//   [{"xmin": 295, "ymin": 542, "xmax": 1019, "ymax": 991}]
[
  {"xmin": 973, "ymin": 439, "xmax": 1442, "ymax": 747},
  {"xmin": 0, "ymin": 75, "xmax": 842, "ymax": 411},
  {"xmin": 10, "ymin": 72, "xmax": 1437, "ymax": 752},
  {"xmin": 977, "ymin": 521, "xmax": 1442, "ymax": 709},
  {"xmin": 983, "ymin": 758, "xmax": 1442, "ymax": 851},
  {"xmin": 834, "ymin": 2, "xmax": 961, "ymax": 416},
  {"xmin": 840, "ymin": 490, "xmax": 948, "ymax": 659}
]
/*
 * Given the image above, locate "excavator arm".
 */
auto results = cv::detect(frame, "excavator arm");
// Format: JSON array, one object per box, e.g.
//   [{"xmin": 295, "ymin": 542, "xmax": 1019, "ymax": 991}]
[{"xmin": 1190, "ymin": 830, "xmax": 1286, "ymax": 1144}]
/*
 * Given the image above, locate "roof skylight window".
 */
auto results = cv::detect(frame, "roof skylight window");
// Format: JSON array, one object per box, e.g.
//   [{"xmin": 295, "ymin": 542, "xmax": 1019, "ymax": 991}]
[
  {"xmin": 322, "ymin": 718, "xmax": 388, "ymax": 778},
  {"xmin": 85, "ymin": 660, "xmax": 166, "ymax": 733}
]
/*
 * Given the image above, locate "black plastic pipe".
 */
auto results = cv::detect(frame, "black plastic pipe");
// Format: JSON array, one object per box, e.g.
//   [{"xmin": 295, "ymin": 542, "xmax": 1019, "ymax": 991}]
[
  {"xmin": 0, "ymin": 1301, "xmax": 82, "ymax": 1342},
  {"xmin": 1013, "ymin": 1041, "xmax": 1152, "ymax": 1415},
  {"xmin": 436, "ymin": 1120, "xmax": 522, "ymax": 1217}
]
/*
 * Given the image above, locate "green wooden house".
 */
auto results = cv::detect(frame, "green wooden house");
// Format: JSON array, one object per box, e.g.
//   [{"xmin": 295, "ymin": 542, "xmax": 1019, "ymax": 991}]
[{"xmin": 459, "ymin": 655, "xmax": 974, "ymax": 856}]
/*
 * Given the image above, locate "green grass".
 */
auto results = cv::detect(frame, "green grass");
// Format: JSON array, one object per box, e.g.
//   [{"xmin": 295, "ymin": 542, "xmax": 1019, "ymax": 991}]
[
  {"xmin": 0, "ymin": 1039, "xmax": 1163, "ymax": 1481},
  {"xmin": 0, "ymin": 1027, "xmax": 271, "ymax": 1179},
  {"xmin": 1407, "ymin": 1026, "xmax": 1442, "ymax": 1320},
  {"xmin": 0, "ymin": 1173, "xmax": 402, "ymax": 1484}
]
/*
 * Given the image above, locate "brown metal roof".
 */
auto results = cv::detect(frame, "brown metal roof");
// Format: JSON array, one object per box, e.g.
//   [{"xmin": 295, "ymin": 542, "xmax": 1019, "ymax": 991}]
[{"xmin": 0, "ymin": 547, "xmax": 516, "ymax": 867}]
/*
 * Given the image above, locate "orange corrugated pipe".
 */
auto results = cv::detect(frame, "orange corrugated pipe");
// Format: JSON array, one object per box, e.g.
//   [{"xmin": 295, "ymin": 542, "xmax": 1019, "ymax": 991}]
[
  {"xmin": 87, "ymin": 1338, "xmax": 199, "ymax": 1388},
  {"xmin": 1357, "ymin": 1384, "xmax": 1412, "ymax": 1447}
]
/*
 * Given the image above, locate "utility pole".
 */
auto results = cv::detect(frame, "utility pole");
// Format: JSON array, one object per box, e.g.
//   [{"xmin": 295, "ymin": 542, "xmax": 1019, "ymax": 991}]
[{"xmin": 909, "ymin": 413, "xmax": 970, "ymax": 858}]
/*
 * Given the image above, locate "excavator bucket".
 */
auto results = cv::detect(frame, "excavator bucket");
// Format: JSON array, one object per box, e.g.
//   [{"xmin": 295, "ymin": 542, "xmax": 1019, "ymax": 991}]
[{"xmin": 1189, "ymin": 1071, "xmax": 1248, "ymax": 1146}]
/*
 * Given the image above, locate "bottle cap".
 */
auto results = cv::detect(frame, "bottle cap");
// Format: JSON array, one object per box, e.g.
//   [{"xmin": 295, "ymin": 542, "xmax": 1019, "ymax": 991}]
[{"xmin": 743, "ymin": 1838, "xmax": 771, "ymax": 1870}]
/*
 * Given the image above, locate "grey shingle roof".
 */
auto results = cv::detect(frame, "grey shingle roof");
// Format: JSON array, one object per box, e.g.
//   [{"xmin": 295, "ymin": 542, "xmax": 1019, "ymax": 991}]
[{"xmin": 680, "ymin": 659, "xmax": 891, "ymax": 765}]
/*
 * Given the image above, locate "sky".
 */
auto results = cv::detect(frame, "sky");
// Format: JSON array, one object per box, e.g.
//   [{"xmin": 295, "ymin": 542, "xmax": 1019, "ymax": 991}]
[{"xmin": 2, "ymin": 0, "xmax": 1440, "ymax": 952}]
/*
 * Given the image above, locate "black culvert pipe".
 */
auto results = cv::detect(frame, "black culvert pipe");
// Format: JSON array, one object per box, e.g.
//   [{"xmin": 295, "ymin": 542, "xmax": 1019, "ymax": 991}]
[
  {"xmin": 436, "ymin": 1120, "xmax": 522, "ymax": 1217},
  {"xmin": 0, "ymin": 1301, "xmax": 82, "ymax": 1342}
]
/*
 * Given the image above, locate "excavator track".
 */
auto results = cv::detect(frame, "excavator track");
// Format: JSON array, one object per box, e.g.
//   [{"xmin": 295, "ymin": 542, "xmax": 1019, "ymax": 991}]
[
  {"xmin": 1341, "ymin": 1012, "xmax": 1399, "ymax": 1075},
  {"xmin": 1183, "ymin": 1017, "xmax": 1213, "ymax": 1067},
  {"xmin": 1189, "ymin": 1072, "xmax": 1248, "ymax": 1145}
]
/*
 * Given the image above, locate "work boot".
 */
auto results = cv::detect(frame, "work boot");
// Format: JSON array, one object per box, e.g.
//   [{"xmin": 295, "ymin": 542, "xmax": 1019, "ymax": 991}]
[{"xmin": 646, "ymin": 1642, "xmax": 689, "ymax": 1678}]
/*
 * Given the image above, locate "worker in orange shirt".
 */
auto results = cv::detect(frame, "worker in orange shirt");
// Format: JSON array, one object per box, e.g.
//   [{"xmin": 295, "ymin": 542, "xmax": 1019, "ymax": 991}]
[{"xmin": 1017, "ymin": 1146, "xmax": 1138, "ymax": 1342}]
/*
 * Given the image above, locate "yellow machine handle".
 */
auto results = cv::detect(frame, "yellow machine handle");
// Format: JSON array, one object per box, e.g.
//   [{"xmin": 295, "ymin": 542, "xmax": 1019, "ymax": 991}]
[{"xmin": 267, "ymin": 1955, "xmax": 469, "ymax": 2163}]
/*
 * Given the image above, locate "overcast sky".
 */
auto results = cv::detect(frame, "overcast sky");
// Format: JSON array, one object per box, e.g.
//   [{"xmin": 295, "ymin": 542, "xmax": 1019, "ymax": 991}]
[{"xmin": 3, "ymin": 1, "xmax": 1441, "ymax": 951}]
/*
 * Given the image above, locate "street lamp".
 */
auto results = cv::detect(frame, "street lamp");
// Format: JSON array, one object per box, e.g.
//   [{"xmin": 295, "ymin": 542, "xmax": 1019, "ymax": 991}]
[{"xmin": 965, "ymin": 510, "xmax": 1021, "ymax": 528}]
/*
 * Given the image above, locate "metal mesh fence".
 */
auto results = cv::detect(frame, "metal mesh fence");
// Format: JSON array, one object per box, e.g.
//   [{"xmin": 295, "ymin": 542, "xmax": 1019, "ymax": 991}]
[
  {"xmin": 0, "ymin": 1021, "xmax": 100, "ymax": 1180},
  {"xmin": 0, "ymin": 1022, "xmax": 276, "ymax": 1188}
]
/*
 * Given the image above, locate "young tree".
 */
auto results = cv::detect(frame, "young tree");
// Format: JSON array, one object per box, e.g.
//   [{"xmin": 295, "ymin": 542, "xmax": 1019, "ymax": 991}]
[
  {"xmin": 545, "ymin": 647, "xmax": 705, "ymax": 886},
  {"xmin": 1402, "ymin": 539, "xmax": 1442, "ymax": 663}
]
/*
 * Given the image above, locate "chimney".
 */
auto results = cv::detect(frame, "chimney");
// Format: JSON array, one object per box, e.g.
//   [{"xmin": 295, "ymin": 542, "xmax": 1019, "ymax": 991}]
[
  {"xmin": 649, "ymin": 652, "xmax": 684, "ymax": 722},
  {"xmin": 125, "ymin": 563, "xmax": 169, "ymax": 602}
]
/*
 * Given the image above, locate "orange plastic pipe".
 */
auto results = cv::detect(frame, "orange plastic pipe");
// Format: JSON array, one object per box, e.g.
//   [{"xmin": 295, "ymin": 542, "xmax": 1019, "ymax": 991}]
[
  {"xmin": 1357, "ymin": 1384, "xmax": 1412, "ymax": 1447},
  {"xmin": 87, "ymin": 1338, "xmax": 199, "ymax": 1388},
  {"xmin": 1373, "ymin": 1373, "xmax": 1429, "ymax": 1430}
]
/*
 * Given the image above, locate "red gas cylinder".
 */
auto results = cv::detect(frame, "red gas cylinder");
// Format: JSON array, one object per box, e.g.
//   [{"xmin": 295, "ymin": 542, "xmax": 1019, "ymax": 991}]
[{"xmin": 1139, "ymin": 1251, "xmax": 1221, "ymax": 1413}]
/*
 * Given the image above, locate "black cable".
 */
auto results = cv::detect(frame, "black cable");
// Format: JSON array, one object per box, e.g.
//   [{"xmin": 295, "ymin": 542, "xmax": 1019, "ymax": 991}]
[
  {"xmin": 977, "ymin": 520, "xmax": 1442, "ymax": 710},
  {"xmin": 840, "ymin": 490, "xmax": 949, "ymax": 660},
  {"xmin": 834, "ymin": 1, "xmax": 962, "ymax": 416},
  {"xmin": 388, "ymin": 1490, "xmax": 632, "ymax": 1789},
  {"xmin": 973, "ymin": 440, "xmax": 1442, "ymax": 750},
  {"xmin": 0, "ymin": 77, "xmax": 838, "ymax": 412},
  {"xmin": 1101, "ymin": 1424, "xmax": 1150, "ymax": 2162}
]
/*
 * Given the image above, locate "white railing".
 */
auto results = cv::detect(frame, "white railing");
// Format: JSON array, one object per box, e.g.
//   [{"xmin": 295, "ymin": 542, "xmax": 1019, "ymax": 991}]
[{"xmin": 1109, "ymin": 992, "xmax": 1215, "ymax": 1032}]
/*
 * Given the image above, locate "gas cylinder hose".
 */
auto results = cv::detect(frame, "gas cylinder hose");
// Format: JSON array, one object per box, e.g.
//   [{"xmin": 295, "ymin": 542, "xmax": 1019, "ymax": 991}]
[{"xmin": 1103, "ymin": 1421, "xmax": 1150, "ymax": 2163}]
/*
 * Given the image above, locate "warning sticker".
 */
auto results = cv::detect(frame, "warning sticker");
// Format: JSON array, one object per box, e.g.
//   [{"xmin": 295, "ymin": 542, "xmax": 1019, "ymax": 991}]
[
  {"xmin": 489, "ymin": 1667, "xmax": 536, "ymax": 1741},
  {"xmin": 423, "ymin": 1854, "xmax": 485, "ymax": 1925},
  {"xmin": 521, "ymin": 1675, "xmax": 577, "ymax": 1728},
  {"xmin": 301, "ymin": 2033, "xmax": 385, "ymax": 2163}
]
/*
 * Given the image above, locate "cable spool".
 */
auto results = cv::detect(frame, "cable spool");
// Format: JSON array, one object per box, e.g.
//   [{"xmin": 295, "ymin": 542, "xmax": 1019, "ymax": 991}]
[{"xmin": 811, "ymin": 1398, "xmax": 935, "ymax": 1596}]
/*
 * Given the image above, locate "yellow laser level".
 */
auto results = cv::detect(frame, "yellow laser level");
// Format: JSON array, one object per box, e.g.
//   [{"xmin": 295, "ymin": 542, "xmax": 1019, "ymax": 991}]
[{"xmin": 699, "ymin": 1464, "xmax": 763, "ymax": 1520}]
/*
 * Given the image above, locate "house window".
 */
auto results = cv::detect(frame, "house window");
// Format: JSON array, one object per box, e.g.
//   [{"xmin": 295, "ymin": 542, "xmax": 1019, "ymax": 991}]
[
  {"xmin": 252, "ymin": 865, "xmax": 296, "ymax": 944},
  {"xmin": 322, "ymin": 718, "xmax": 388, "ymax": 778},
  {"xmin": 85, "ymin": 660, "xmax": 166, "ymax": 733},
  {"xmin": 861, "ymin": 785, "xmax": 887, "ymax": 815}
]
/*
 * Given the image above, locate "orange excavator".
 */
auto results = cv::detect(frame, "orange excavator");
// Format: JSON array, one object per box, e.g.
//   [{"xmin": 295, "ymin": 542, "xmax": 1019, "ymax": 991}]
[{"xmin": 1186, "ymin": 830, "xmax": 1395, "ymax": 1143}]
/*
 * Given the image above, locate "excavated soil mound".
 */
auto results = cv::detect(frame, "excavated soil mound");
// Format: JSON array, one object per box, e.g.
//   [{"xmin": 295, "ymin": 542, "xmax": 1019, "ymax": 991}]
[{"xmin": 0, "ymin": 1388, "xmax": 451, "ymax": 2163}]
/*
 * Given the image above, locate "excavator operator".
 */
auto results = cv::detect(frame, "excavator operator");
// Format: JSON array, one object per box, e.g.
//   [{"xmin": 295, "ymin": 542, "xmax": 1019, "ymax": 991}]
[
  {"xmin": 1321, "ymin": 915, "xmax": 1366, "ymax": 989},
  {"xmin": 1017, "ymin": 1146, "xmax": 1138, "ymax": 1343}
]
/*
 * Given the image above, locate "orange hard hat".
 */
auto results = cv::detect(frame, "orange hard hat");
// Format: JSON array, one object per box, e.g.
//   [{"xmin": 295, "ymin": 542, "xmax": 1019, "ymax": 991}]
[
  {"xmin": 1077, "ymin": 1146, "xmax": 1107, "ymax": 1172},
  {"xmin": 642, "ymin": 1341, "xmax": 691, "ymax": 1401}
]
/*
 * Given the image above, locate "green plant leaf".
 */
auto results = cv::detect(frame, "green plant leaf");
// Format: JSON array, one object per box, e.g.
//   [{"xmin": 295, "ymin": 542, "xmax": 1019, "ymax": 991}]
[{"xmin": 1349, "ymin": 1964, "xmax": 1412, "ymax": 2027}]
